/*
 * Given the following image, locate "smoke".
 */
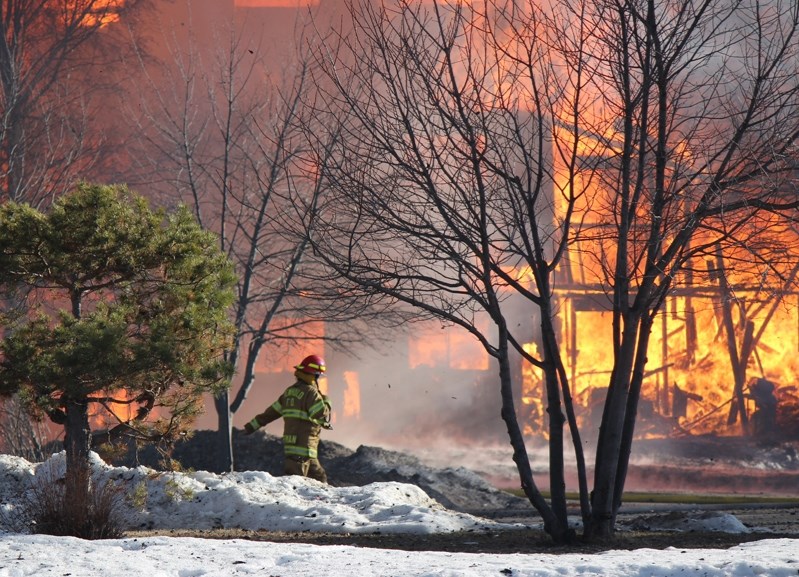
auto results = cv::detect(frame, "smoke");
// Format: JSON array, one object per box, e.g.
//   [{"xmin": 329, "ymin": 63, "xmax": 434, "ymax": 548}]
[{"xmin": 324, "ymin": 345, "xmax": 510, "ymax": 449}]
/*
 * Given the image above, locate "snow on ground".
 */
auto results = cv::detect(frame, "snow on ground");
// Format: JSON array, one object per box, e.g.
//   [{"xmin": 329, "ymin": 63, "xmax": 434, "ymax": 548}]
[
  {"xmin": 2, "ymin": 535, "xmax": 798, "ymax": 577},
  {"xmin": 0, "ymin": 452, "xmax": 797, "ymax": 577}
]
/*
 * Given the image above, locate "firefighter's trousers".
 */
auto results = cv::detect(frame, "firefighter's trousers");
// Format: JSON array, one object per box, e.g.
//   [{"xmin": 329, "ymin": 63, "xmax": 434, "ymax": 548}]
[{"xmin": 284, "ymin": 455, "xmax": 328, "ymax": 484}]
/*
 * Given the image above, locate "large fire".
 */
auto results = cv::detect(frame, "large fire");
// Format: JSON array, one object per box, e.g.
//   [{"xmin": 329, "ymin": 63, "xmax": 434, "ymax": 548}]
[{"xmin": 518, "ymin": 293, "xmax": 799, "ymax": 442}]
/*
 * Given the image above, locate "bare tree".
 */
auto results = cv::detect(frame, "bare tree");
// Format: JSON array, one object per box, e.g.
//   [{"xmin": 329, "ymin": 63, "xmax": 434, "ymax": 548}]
[
  {"xmin": 127, "ymin": 14, "xmax": 401, "ymax": 472},
  {"xmin": 0, "ymin": 0, "xmax": 149, "ymax": 206},
  {"xmin": 305, "ymin": 0, "xmax": 799, "ymax": 543},
  {"xmin": 558, "ymin": 0, "xmax": 799, "ymax": 538},
  {"xmin": 304, "ymin": 0, "xmax": 582, "ymax": 543}
]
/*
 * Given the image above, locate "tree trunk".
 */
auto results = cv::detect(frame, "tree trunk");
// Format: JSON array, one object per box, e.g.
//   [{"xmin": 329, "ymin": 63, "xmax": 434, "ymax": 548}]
[
  {"xmin": 589, "ymin": 317, "xmax": 639, "ymax": 538},
  {"xmin": 546, "ymin": 320, "xmax": 591, "ymax": 529},
  {"xmin": 63, "ymin": 397, "xmax": 92, "ymax": 528},
  {"xmin": 540, "ymin": 323, "xmax": 569, "ymax": 531},
  {"xmin": 496, "ymin": 326, "xmax": 569, "ymax": 544},
  {"xmin": 612, "ymin": 315, "xmax": 654, "ymax": 524},
  {"xmin": 214, "ymin": 391, "xmax": 234, "ymax": 473}
]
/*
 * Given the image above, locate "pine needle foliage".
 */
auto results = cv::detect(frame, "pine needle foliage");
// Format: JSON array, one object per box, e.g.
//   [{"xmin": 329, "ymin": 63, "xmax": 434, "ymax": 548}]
[{"xmin": 0, "ymin": 182, "xmax": 236, "ymax": 535}]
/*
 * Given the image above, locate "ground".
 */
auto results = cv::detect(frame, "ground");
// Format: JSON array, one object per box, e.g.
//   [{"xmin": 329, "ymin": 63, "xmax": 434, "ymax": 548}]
[
  {"xmin": 104, "ymin": 431, "xmax": 799, "ymax": 552},
  {"xmin": 128, "ymin": 505, "xmax": 799, "ymax": 553}
]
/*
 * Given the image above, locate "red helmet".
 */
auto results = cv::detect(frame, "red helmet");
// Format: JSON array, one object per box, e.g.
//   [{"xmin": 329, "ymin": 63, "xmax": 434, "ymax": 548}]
[{"xmin": 296, "ymin": 354, "xmax": 326, "ymax": 376}]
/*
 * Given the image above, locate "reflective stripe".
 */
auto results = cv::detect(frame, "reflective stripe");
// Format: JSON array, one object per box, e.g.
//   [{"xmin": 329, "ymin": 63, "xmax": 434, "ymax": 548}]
[
  {"xmin": 308, "ymin": 399, "xmax": 327, "ymax": 417},
  {"xmin": 298, "ymin": 361, "xmax": 325, "ymax": 374},
  {"xmin": 248, "ymin": 418, "xmax": 260, "ymax": 430},
  {"xmin": 284, "ymin": 444, "xmax": 317, "ymax": 459},
  {"xmin": 279, "ymin": 408, "xmax": 328, "ymax": 427}
]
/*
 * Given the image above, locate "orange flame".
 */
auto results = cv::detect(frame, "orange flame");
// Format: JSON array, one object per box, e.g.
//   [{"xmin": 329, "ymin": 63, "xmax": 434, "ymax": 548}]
[
  {"xmin": 519, "ymin": 291, "xmax": 799, "ymax": 441},
  {"xmin": 342, "ymin": 371, "xmax": 361, "ymax": 419},
  {"xmin": 73, "ymin": 0, "xmax": 125, "ymax": 27}
]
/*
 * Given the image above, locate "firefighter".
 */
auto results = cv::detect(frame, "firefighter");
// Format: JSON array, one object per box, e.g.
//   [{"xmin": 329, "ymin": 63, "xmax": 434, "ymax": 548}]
[{"xmin": 244, "ymin": 354, "xmax": 332, "ymax": 483}]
